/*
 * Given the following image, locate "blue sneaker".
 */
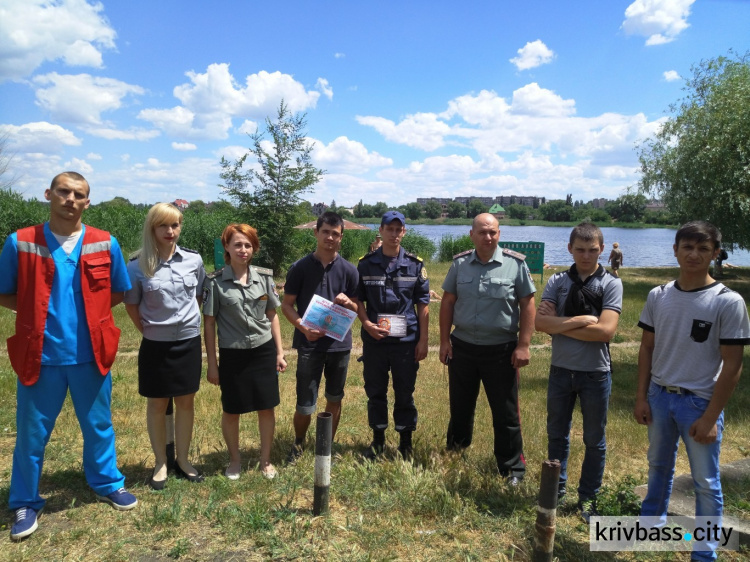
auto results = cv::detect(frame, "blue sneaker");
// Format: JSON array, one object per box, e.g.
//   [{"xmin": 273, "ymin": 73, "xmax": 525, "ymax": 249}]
[
  {"xmin": 10, "ymin": 506, "xmax": 40, "ymax": 541},
  {"xmin": 96, "ymin": 488, "xmax": 138, "ymax": 511}
]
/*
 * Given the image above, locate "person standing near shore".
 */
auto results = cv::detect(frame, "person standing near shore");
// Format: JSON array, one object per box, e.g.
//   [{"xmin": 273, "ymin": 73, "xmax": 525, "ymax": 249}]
[{"xmin": 607, "ymin": 242, "xmax": 623, "ymax": 278}]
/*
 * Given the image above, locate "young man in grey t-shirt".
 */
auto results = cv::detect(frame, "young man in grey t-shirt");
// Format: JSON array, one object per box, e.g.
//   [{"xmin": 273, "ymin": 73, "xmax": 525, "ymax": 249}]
[
  {"xmin": 635, "ymin": 221, "xmax": 749, "ymax": 562},
  {"xmin": 535, "ymin": 222, "xmax": 622, "ymax": 523}
]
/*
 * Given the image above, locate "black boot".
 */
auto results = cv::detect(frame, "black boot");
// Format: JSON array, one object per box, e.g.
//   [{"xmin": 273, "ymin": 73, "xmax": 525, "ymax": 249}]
[
  {"xmin": 398, "ymin": 431, "xmax": 413, "ymax": 460},
  {"xmin": 363, "ymin": 429, "xmax": 385, "ymax": 460}
]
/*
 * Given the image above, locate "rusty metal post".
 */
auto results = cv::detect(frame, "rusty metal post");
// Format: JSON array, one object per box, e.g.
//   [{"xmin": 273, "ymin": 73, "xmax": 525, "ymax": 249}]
[
  {"xmin": 313, "ymin": 412, "xmax": 332, "ymax": 515},
  {"xmin": 533, "ymin": 459, "xmax": 562, "ymax": 562}
]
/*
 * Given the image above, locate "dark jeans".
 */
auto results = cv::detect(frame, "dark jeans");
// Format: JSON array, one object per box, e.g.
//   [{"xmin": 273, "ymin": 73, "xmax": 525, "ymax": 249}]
[
  {"xmin": 546, "ymin": 365, "xmax": 611, "ymax": 501},
  {"xmin": 362, "ymin": 339, "xmax": 418, "ymax": 432},
  {"xmin": 446, "ymin": 336, "xmax": 525, "ymax": 477}
]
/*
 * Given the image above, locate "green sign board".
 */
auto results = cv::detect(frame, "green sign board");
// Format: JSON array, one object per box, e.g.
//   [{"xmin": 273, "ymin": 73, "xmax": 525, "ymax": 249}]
[
  {"xmin": 499, "ymin": 241, "xmax": 546, "ymax": 283},
  {"xmin": 213, "ymin": 238, "xmax": 225, "ymax": 271}
]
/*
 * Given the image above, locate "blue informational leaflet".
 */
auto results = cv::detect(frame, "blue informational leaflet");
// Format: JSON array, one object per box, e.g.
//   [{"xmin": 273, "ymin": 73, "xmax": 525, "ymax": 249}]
[{"xmin": 300, "ymin": 294, "xmax": 357, "ymax": 342}]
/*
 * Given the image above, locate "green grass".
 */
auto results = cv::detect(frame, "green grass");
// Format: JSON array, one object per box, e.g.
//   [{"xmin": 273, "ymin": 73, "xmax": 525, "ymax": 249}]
[{"xmin": 0, "ymin": 267, "xmax": 749, "ymax": 560}]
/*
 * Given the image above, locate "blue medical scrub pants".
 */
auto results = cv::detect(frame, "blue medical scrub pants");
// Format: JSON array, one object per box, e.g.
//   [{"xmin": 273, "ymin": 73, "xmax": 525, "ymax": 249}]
[{"xmin": 9, "ymin": 362, "xmax": 125, "ymax": 511}]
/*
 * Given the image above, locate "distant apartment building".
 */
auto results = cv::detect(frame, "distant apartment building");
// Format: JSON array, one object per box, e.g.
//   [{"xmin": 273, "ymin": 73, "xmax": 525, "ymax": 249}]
[
  {"xmin": 590, "ymin": 198, "xmax": 608, "ymax": 209},
  {"xmin": 645, "ymin": 200, "xmax": 666, "ymax": 212},
  {"xmin": 311, "ymin": 202, "xmax": 328, "ymax": 217},
  {"xmin": 417, "ymin": 195, "xmax": 546, "ymax": 209}
]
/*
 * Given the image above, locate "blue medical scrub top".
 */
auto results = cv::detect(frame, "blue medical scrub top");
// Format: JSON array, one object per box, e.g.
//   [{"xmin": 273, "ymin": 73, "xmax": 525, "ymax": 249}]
[{"xmin": 0, "ymin": 223, "xmax": 131, "ymax": 365}]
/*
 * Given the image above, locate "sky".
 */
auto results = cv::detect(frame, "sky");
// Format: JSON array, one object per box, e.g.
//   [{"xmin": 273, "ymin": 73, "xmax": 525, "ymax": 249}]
[{"xmin": 1, "ymin": 0, "xmax": 749, "ymax": 207}]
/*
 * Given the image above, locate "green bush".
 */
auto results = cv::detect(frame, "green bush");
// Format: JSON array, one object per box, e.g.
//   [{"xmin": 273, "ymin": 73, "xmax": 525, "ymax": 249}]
[
  {"xmin": 437, "ymin": 234, "xmax": 473, "ymax": 261},
  {"xmin": 402, "ymin": 231, "xmax": 436, "ymax": 260},
  {"xmin": 0, "ymin": 188, "xmax": 49, "ymax": 242}
]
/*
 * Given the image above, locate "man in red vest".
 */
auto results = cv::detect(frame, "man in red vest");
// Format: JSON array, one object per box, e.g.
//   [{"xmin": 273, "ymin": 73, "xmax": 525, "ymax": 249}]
[{"xmin": 0, "ymin": 172, "xmax": 136, "ymax": 541}]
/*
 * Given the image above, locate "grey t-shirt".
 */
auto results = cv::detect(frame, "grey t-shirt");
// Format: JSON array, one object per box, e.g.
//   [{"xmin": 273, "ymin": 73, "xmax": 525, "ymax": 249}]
[
  {"xmin": 638, "ymin": 280, "xmax": 750, "ymax": 400},
  {"xmin": 541, "ymin": 267, "xmax": 623, "ymax": 372}
]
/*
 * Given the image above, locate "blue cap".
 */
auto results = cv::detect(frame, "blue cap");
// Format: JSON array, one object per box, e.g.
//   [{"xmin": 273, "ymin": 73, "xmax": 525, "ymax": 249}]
[{"xmin": 381, "ymin": 210, "xmax": 405, "ymax": 225}]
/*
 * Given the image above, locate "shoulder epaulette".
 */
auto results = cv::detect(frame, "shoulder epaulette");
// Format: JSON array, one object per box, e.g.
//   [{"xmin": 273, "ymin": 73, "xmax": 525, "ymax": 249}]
[
  {"xmin": 404, "ymin": 251, "xmax": 423, "ymax": 262},
  {"xmin": 252, "ymin": 265, "xmax": 274, "ymax": 276},
  {"xmin": 502, "ymin": 248, "xmax": 526, "ymax": 261},
  {"xmin": 180, "ymin": 247, "xmax": 199, "ymax": 254},
  {"xmin": 207, "ymin": 267, "xmax": 224, "ymax": 279},
  {"xmin": 453, "ymin": 249, "xmax": 473, "ymax": 260},
  {"xmin": 359, "ymin": 252, "xmax": 375, "ymax": 261}
]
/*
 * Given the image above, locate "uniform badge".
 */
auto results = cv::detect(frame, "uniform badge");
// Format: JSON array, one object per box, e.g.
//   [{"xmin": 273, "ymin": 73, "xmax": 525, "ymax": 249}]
[
  {"xmin": 201, "ymin": 285, "xmax": 209, "ymax": 305},
  {"xmin": 420, "ymin": 267, "xmax": 428, "ymax": 281}
]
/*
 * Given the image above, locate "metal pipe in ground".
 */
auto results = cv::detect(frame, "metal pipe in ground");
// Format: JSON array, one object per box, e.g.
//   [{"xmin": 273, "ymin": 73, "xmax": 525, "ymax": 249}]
[
  {"xmin": 533, "ymin": 459, "xmax": 562, "ymax": 562},
  {"xmin": 313, "ymin": 412, "xmax": 333, "ymax": 516}
]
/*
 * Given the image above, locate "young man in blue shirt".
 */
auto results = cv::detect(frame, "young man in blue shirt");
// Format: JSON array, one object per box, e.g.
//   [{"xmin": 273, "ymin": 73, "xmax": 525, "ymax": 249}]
[{"xmin": 0, "ymin": 172, "xmax": 136, "ymax": 541}]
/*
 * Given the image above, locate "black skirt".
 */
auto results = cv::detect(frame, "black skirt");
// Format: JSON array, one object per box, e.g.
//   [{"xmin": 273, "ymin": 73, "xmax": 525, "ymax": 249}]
[
  {"xmin": 218, "ymin": 339, "xmax": 280, "ymax": 414},
  {"xmin": 138, "ymin": 336, "xmax": 202, "ymax": 398}
]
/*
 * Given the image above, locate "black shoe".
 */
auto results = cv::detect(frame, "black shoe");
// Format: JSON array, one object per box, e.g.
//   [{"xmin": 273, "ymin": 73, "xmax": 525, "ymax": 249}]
[
  {"xmin": 557, "ymin": 485, "xmax": 567, "ymax": 501},
  {"xmin": 165, "ymin": 443, "xmax": 175, "ymax": 473},
  {"xmin": 362, "ymin": 442, "xmax": 384, "ymax": 461},
  {"xmin": 286, "ymin": 443, "xmax": 304, "ymax": 464},
  {"xmin": 505, "ymin": 475, "xmax": 523, "ymax": 487},
  {"xmin": 148, "ymin": 475, "xmax": 167, "ymax": 491},
  {"xmin": 578, "ymin": 499, "xmax": 598, "ymax": 524},
  {"xmin": 174, "ymin": 462, "xmax": 205, "ymax": 483}
]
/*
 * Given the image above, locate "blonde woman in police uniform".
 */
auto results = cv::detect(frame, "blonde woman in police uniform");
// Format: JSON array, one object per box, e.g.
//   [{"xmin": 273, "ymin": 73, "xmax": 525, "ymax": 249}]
[
  {"xmin": 203, "ymin": 224, "xmax": 286, "ymax": 480},
  {"xmin": 124, "ymin": 203, "xmax": 206, "ymax": 490}
]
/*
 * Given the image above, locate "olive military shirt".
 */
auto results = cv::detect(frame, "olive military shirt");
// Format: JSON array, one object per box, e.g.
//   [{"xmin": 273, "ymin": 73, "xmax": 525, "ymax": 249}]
[
  {"xmin": 442, "ymin": 246, "xmax": 536, "ymax": 346},
  {"xmin": 202, "ymin": 265, "xmax": 280, "ymax": 349}
]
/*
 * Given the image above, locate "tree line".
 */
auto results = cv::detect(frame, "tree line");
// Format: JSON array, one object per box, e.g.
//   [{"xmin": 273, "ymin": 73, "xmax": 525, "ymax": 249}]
[{"xmin": 328, "ymin": 193, "xmax": 675, "ymax": 225}]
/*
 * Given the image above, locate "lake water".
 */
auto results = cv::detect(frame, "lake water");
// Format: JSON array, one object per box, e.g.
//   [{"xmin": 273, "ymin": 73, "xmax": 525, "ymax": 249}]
[{"xmin": 372, "ymin": 225, "xmax": 750, "ymax": 267}]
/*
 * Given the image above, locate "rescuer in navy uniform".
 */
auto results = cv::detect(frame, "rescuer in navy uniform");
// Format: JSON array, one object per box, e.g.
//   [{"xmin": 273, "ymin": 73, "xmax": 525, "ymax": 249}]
[{"xmin": 356, "ymin": 211, "xmax": 430, "ymax": 460}]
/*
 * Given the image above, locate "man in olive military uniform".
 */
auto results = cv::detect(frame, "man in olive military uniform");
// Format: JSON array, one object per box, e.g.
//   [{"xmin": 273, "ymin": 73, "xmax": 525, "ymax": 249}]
[
  {"xmin": 356, "ymin": 211, "xmax": 429, "ymax": 459},
  {"xmin": 439, "ymin": 213, "xmax": 536, "ymax": 485}
]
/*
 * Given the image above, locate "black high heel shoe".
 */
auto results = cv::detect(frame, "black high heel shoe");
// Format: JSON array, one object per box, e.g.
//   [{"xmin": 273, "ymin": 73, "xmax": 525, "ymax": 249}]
[{"xmin": 174, "ymin": 462, "xmax": 205, "ymax": 483}]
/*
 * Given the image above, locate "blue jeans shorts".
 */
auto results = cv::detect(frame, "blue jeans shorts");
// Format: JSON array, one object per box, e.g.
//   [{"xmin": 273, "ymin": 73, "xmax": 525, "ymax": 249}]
[{"xmin": 295, "ymin": 349, "xmax": 350, "ymax": 415}]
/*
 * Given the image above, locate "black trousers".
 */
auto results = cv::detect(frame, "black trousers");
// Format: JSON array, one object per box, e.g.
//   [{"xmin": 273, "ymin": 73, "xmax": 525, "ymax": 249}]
[
  {"xmin": 446, "ymin": 335, "xmax": 526, "ymax": 477},
  {"xmin": 362, "ymin": 339, "xmax": 418, "ymax": 432}
]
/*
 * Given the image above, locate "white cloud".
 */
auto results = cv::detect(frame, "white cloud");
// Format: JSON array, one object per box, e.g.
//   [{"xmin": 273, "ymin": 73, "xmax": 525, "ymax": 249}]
[
  {"xmin": 3, "ymin": 121, "xmax": 81, "ymax": 152},
  {"xmin": 316, "ymin": 78, "xmax": 333, "ymax": 100},
  {"xmin": 355, "ymin": 113, "xmax": 452, "ymax": 151},
  {"xmin": 663, "ymin": 70, "xmax": 680, "ymax": 82},
  {"xmin": 138, "ymin": 64, "xmax": 322, "ymax": 140},
  {"xmin": 510, "ymin": 83, "xmax": 576, "ymax": 117},
  {"xmin": 86, "ymin": 152, "xmax": 102, "ymax": 160},
  {"xmin": 334, "ymin": 53, "xmax": 345, "ymax": 59},
  {"xmin": 65, "ymin": 156, "xmax": 93, "ymax": 174},
  {"xmin": 172, "ymin": 142, "xmax": 197, "ymax": 151},
  {"xmin": 0, "ymin": 0, "xmax": 116, "ymax": 82},
  {"xmin": 510, "ymin": 40, "xmax": 555, "ymax": 71},
  {"xmin": 312, "ymin": 136, "xmax": 392, "ymax": 174},
  {"xmin": 622, "ymin": 0, "xmax": 696, "ymax": 46},
  {"xmin": 82, "ymin": 126, "xmax": 161, "ymax": 141},
  {"xmin": 236, "ymin": 120, "xmax": 258, "ymax": 135},
  {"xmin": 33, "ymin": 73, "xmax": 145, "ymax": 125}
]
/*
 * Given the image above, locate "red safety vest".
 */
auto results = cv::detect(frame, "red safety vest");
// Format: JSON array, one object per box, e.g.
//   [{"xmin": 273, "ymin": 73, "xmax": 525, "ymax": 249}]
[{"xmin": 7, "ymin": 224, "xmax": 121, "ymax": 386}]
